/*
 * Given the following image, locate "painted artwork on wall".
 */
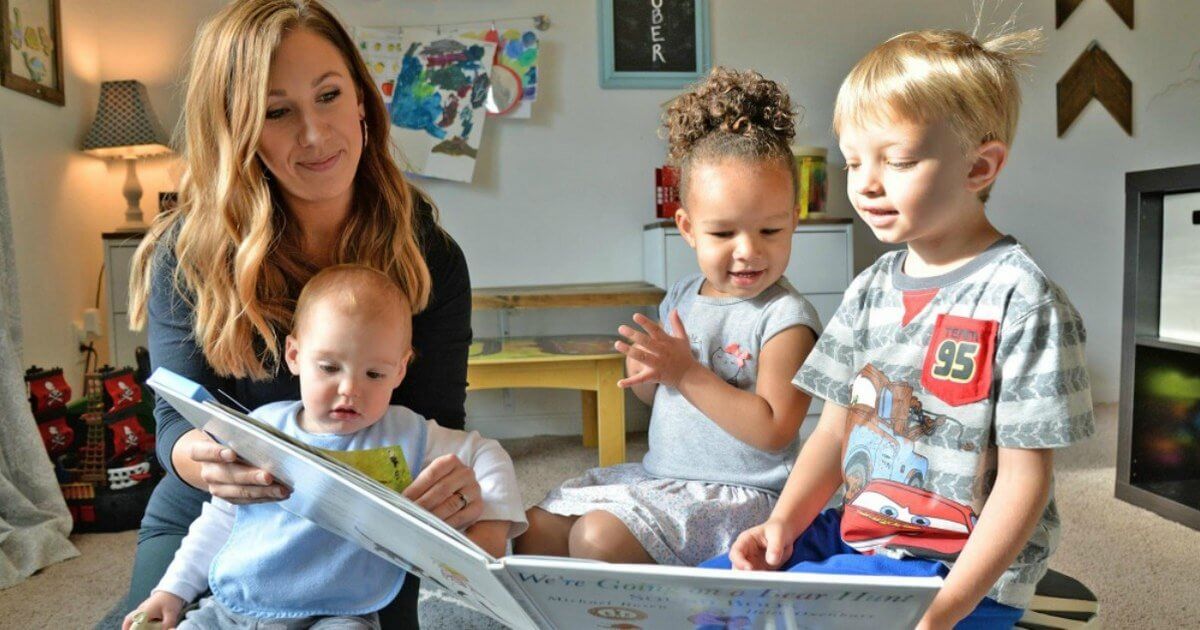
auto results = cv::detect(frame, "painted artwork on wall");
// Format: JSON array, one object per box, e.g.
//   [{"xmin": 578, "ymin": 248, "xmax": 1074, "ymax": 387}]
[
  {"xmin": 456, "ymin": 21, "xmax": 540, "ymax": 118},
  {"xmin": 356, "ymin": 27, "xmax": 404, "ymax": 105},
  {"xmin": 354, "ymin": 28, "xmax": 495, "ymax": 183},
  {"xmin": 0, "ymin": 0, "xmax": 64, "ymax": 105}
]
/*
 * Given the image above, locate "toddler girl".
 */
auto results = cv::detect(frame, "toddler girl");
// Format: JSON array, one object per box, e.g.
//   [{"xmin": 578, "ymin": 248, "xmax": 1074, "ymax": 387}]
[{"xmin": 516, "ymin": 68, "xmax": 822, "ymax": 566}]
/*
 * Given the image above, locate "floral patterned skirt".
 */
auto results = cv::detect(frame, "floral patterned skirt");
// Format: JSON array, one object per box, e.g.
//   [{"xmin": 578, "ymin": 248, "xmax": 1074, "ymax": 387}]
[{"xmin": 536, "ymin": 463, "xmax": 777, "ymax": 566}]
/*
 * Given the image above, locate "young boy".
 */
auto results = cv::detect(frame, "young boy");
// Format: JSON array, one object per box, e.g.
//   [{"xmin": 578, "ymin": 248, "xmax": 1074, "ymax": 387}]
[
  {"xmin": 125, "ymin": 265, "xmax": 527, "ymax": 630},
  {"xmin": 704, "ymin": 29, "xmax": 1094, "ymax": 629}
]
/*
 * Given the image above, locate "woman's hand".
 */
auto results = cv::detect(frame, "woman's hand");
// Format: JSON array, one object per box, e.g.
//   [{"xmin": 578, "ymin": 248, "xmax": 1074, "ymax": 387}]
[
  {"xmin": 728, "ymin": 519, "xmax": 797, "ymax": 571},
  {"xmin": 123, "ymin": 591, "xmax": 185, "ymax": 630},
  {"xmin": 189, "ymin": 436, "xmax": 290, "ymax": 504},
  {"xmin": 615, "ymin": 310, "xmax": 698, "ymax": 389},
  {"xmin": 403, "ymin": 454, "xmax": 483, "ymax": 529}
]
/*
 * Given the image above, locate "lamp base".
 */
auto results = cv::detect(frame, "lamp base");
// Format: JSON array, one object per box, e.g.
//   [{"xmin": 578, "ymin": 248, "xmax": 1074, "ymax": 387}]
[{"xmin": 118, "ymin": 158, "xmax": 148, "ymax": 233}]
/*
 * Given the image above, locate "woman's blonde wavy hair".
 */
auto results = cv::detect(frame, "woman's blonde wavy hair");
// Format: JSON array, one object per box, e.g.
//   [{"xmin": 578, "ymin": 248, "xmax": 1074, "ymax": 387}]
[{"xmin": 128, "ymin": 0, "xmax": 432, "ymax": 380}]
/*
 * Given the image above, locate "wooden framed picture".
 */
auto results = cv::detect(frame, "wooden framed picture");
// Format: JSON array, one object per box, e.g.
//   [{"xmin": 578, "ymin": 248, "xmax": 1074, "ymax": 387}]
[
  {"xmin": 0, "ymin": 0, "xmax": 64, "ymax": 106},
  {"xmin": 598, "ymin": 0, "xmax": 710, "ymax": 89}
]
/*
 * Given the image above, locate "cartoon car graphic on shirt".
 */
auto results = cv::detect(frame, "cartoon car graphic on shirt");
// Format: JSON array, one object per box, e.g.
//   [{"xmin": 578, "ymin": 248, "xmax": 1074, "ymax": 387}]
[
  {"xmin": 843, "ymin": 365, "xmax": 944, "ymax": 500},
  {"xmin": 841, "ymin": 479, "xmax": 976, "ymax": 560}
]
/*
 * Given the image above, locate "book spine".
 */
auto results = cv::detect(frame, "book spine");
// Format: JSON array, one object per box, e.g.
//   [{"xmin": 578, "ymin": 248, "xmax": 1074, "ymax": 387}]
[{"xmin": 491, "ymin": 563, "xmax": 553, "ymax": 630}]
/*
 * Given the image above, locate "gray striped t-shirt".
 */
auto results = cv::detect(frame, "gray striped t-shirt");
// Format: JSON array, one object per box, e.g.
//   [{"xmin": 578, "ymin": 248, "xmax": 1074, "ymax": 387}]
[{"xmin": 792, "ymin": 236, "xmax": 1094, "ymax": 609}]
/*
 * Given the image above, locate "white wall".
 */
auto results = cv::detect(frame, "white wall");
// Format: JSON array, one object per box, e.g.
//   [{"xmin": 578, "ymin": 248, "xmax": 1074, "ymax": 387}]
[
  {"xmin": 1, "ymin": 0, "xmax": 104, "ymax": 394},
  {"xmin": 336, "ymin": 0, "xmax": 1200, "ymax": 406},
  {"xmin": 5, "ymin": 0, "xmax": 1199, "ymax": 412},
  {"xmin": 1, "ymin": 0, "xmax": 214, "ymax": 393},
  {"xmin": 997, "ymin": 0, "xmax": 1200, "ymax": 402}
]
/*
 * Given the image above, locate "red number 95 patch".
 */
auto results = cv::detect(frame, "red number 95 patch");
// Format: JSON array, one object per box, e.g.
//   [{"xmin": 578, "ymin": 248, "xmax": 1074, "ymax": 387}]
[{"xmin": 921, "ymin": 314, "xmax": 998, "ymax": 406}]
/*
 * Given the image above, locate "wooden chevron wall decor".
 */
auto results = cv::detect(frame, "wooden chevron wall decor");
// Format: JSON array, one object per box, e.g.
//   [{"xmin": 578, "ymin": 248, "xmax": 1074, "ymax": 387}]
[
  {"xmin": 1057, "ymin": 42, "xmax": 1132, "ymax": 136},
  {"xmin": 1056, "ymin": 0, "xmax": 1134, "ymax": 29}
]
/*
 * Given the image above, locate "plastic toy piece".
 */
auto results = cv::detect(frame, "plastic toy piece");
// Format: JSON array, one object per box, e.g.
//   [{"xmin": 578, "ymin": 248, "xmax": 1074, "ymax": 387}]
[{"xmin": 127, "ymin": 611, "xmax": 162, "ymax": 630}]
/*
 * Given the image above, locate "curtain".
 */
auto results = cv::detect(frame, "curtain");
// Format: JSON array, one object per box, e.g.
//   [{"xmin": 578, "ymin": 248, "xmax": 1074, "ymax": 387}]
[{"xmin": 0, "ymin": 132, "xmax": 79, "ymax": 589}]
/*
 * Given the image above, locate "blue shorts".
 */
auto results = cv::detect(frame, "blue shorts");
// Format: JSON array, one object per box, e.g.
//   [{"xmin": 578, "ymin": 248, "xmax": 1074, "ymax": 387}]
[{"xmin": 700, "ymin": 509, "xmax": 1023, "ymax": 630}]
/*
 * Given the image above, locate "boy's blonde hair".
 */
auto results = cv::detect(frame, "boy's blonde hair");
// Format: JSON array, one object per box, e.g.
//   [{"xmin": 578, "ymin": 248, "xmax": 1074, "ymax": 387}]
[
  {"xmin": 293, "ymin": 264, "xmax": 412, "ymax": 350},
  {"xmin": 833, "ymin": 28, "xmax": 1042, "ymax": 201}
]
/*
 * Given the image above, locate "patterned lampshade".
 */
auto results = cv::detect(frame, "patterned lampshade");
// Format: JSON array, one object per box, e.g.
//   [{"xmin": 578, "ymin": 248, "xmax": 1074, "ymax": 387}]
[{"xmin": 81, "ymin": 80, "xmax": 171, "ymax": 159}]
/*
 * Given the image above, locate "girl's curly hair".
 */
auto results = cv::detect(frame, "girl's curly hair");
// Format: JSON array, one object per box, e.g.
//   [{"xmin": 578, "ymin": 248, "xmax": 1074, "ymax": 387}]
[{"xmin": 663, "ymin": 67, "xmax": 798, "ymax": 200}]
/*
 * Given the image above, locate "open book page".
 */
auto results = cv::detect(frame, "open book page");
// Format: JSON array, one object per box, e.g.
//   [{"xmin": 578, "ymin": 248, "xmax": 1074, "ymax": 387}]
[
  {"xmin": 149, "ymin": 369, "xmax": 943, "ymax": 629},
  {"xmin": 498, "ymin": 556, "xmax": 941, "ymax": 629},
  {"xmin": 146, "ymin": 369, "xmax": 538, "ymax": 629}
]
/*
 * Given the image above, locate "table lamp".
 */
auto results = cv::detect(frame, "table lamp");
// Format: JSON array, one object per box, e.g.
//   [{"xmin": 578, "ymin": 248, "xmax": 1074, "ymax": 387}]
[{"xmin": 81, "ymin": 80, "xmax": 172, "ymax": 231}]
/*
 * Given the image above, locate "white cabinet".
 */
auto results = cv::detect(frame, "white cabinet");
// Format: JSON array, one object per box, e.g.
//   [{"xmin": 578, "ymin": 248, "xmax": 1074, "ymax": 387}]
[
  {"xmin": 1160, "ymin": 191, "xmax": 1200, "ymax": 345},
  {"xmin": 642, "ymin": 220, "xmax": 854, "ymax": 307},
  {"xmin": 643, "ymin": 220, "xmax": 854, "ymax": 421},
  {"xmin": 103, "ymin": 231, "xmax": 149, "ymax": 369}
]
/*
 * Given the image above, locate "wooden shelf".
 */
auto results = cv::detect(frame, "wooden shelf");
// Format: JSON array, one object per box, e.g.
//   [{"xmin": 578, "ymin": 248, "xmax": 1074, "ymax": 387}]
[
  {"xmin": 1134, "ymin": 335, "xmax": 1200, "ymax": 355},
  {"xmin": 472, "ymin": 282, "xmax": 665, "ymax": 310},
  {"xmin": 102, "ymin": 229, "xmax": 148, "ymax": 240},
  {"xmin": 1135, "ymin": 479, "xmax": 1200, "ymax": 509},
  {"xmin": 643, "ymin": 216, "xmax": 853, "ymax": 230},
  {"xmin": 1116, "ymin": 481, "xmax": 1200, "ymax": 530},
  {"xmin": 1119, "ymin": 163, "xmax": 1200, "ymax": 532}
]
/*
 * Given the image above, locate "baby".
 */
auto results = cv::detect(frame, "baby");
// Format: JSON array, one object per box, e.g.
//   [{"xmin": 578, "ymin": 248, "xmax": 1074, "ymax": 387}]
[{"xmin": 126, "ymin": 264, "xmax": 526, "ymax": 629}]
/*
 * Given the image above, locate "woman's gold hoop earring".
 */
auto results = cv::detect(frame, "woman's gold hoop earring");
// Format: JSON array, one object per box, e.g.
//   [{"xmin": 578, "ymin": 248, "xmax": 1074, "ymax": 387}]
[{"xmin": 361, "ymin": 119, "xmax": 368, "ymax": 148}]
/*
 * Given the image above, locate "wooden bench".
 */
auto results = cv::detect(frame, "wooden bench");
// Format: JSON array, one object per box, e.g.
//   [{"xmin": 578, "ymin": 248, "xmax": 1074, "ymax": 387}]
[
  {"xmin": 468, "ymin": 283, "xmax": 665, "ymax": 467},
  {"xmin": 467, "ymin": 335, "xmax": 627, "ymax": 466},
  {"xmin": 472, "ymin": 281, "xmax": 665, "ymax": 311}
]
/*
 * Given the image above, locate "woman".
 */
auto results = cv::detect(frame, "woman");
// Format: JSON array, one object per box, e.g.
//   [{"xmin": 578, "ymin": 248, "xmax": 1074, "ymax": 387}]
[{"xmin": 123, "ymin": 1, "xmax": 476, "ymax": 625}]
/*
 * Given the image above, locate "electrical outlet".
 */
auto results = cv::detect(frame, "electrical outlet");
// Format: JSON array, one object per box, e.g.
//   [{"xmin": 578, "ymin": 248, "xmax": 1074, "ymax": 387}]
[
  {"xmin": 72, "ymin": 320, "xmax": 100, "ymax": 345},
  {"xmin": 83, "ymin": 307, "xmax": 103, "ymax": 337}
]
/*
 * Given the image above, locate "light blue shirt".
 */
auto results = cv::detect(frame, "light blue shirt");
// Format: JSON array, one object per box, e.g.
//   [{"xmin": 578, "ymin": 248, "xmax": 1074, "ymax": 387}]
[{"xmin": 209, "ymin": 401, "xmax": 427, "ymax": 618}]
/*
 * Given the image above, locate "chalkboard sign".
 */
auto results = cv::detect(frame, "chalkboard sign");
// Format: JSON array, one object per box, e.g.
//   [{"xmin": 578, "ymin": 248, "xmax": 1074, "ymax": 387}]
[{"xmin": 599, "ymin": 0, "xmax": 710, "ymax": 88}]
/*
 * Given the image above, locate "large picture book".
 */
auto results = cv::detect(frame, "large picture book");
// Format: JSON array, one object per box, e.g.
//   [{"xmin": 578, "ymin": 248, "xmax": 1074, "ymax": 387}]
[{"xmin": 147, "ymin": 368, "xmax": 942, "ymax": 629}]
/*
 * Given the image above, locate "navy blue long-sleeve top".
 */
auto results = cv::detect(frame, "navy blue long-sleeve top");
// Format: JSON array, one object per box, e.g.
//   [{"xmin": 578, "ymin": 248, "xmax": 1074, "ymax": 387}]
[{"xmin": 147, "ymin": 199, "xmax": 472, "ymax": 482}]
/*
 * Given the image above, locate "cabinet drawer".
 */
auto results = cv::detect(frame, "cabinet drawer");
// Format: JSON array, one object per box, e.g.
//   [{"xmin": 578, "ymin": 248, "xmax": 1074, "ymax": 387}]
[
  {"xmin": 107, "ymin": 243, "xmax": 139, "ymax": 313},
  {"xmin": 664, "ymin": 235, "xmax": 695, "ymax": 288},
  {"xmin": 104, "ymin": 232, "xmax": 148, "ymax": 372},
  {"xmin": 110, "ymin": 312, "xmax": 148, "ymax": 369},
  {"xmin": 1160, "ymin": 191, "xmax": 1200, "ymax": 344},
  {"xmin": 806, "ymin": 292, "xmax": 844, "ymax": 330},
  {"xmin": 649, "ymin": 227, "xmax": 851, "ymax": 294},
  {"xmin": 785, "ymin": 231, "xmax": 852, "ymax": 293}
]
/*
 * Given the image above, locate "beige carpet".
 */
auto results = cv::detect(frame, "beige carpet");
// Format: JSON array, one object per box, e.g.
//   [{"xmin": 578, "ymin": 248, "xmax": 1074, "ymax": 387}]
[{"xmin": 1, "ymin": 403, "xmax": 1196, "ymax": 629}]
